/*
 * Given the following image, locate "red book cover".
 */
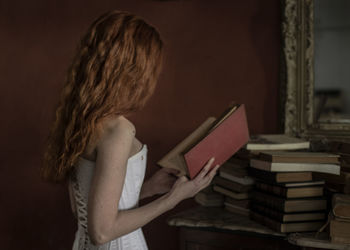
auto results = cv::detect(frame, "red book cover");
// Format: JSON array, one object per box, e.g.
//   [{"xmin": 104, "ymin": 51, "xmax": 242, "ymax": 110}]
[{"xmin": 184, "ymin": 105, "xmax": 249, "ymax": 179}]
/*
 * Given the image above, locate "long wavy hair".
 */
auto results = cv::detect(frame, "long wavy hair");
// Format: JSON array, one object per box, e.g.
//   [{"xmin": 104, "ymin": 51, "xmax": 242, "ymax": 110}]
[{"xmin": 41, "ymin": 10, "xmax": 164, "ymax": 183}]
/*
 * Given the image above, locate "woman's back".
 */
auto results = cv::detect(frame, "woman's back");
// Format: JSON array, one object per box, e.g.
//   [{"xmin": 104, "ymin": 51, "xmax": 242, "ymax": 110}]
[{"xmin": 70, "ymin": 145, "xmax": 148, "ymax": 250}]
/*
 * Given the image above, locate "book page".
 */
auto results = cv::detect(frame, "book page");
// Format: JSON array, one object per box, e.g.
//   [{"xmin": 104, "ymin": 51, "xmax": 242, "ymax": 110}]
[
  {"xmin": 157, "ymin": 117, "xmax": 216, "ymax": 175},
  {"xmin": 207, "ymin": 104, "xmax": 239, "ymax": 133},
  {"xmin": 167, "ymin": 154, "xmax": 187, "ymax": 176}
]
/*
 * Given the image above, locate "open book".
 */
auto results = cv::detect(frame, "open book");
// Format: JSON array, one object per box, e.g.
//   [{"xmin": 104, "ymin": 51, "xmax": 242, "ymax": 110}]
[{"xmin": 157, "ymin": 104, "xmax": 249, "ymax": 179}]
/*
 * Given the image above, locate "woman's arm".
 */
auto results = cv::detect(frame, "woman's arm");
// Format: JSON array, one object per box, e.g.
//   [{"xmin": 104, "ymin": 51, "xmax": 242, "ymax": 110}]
[
  {"xmin": 139, "ymin": 167, "xmax": 179, "ymax": 200},
  {"xmin": 139, "ymin": 179, "xmax": 154, "ymax": 200},
  {"xmin": 88, "ymin": 117, "xmax": 218, "ymax": 245}
]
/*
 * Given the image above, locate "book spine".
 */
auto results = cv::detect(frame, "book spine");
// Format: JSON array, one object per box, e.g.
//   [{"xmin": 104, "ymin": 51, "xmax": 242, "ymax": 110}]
[
  {"xmin": 227, "ymin": 157, "xmax": 250, "ymax": 168},
  {"xmin": 251, "ymin": 203, "xmax": 284, "ymax": 221},
  {"xmin": 221, "ymin": 164, "xmax": 248, "ymax": 178},
  {"xmin": 224, "ymin": 203, "xmax": 250, "ymax": 216},
  {"xmin": 276, "ymin": 172, "xmax": 313, "ymax": 183},
  {"xmin": 252, "ymin": 191, "xmax": 285, "ymax": 211},
  {"xmin": 260, "ymin": 154, "xmax": 340, "ymax": 164},
  {"xmin": 255, "ymin": 182, "xmax": 287, "ymax": 197},
  {"xmin": 250, "ymin": 211, "xmax": 281, "ymax": 232},
  {"xmin": 214, "ymin": 177, "xmax": 252, "ymax": 193},
  {"xmin": 252, "ymin": 160, "xmax": 340, "ymax": 174},
  {"xmin": 225, "ymin": 197, "xmax": 250, "ymax": 208},
  {"xmin": 314, "ymin": 172, "xmax": 350, "ymax": 184},
  {"xmin": 219, "ymin": 171, "xmax": 255, "ymax": 185},
  {"xmin": 214, "ymin": 185, "xmax": 250, "ymax": 200},
  {"xmin": 248, "ymin": 168, "xmax": 276, "ymax": 182}
]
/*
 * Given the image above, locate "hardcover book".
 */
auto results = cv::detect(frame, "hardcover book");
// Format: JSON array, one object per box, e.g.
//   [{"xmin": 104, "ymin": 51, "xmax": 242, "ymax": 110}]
[
  {"xmin": 158, "ymin": 104, "xmax": 249, "ymax": 179},
  {"xmin": 313, "ymin": 171, "xmax": 350, "ymax": 184},
  {"xmin": 250, "ymin": 212, "xmax": 324, "ymax": 233},
  {"xmin": 251, "ymin": 203, "xmax": 325, "ymax": 222},
  {"xmin": 227, "ymin": 156, "xmax": 250, "ymax": 168},
  {"xmin": 234, "ymin": 148, "xmax": 260, "ymax": 160},
  {"xmin": 225, "ymin": 196, "xmax": 250, "ymax": 208},
  {"xmin": 248, "ymin": 168, "xmax": 313, "ymax": 183},
  {"xmin": 250, "ymin": 159, "xmax": 340, "ymax": 175},
  {"xmin": 263, "ymin": 180, "xmax": 325, "ymax": 188},
  {"xmin": 255, "ymin": 181, "xmax": 324, "ymax": 198},
  {"xmin": 332, "ymin": 194, "xmax": 350, "ymax": 219},
  {"xmin": 246, "ymin": 134, "xmax": 310, "ymax": 151},
  {"xmin": 225, "ymin": 202, "xmax": 250, "ymax": 216},
  {"xmin": 258, "ymin": 151, "xmax": 340, "ymax": 164},
  {"xmin": 214, "ymin": 176, "xmax": 253, "ymax": 193},
  {"xmin": 213, "ymin": 185, "xmax": 251, "ymax": 200},
  {"xmin": 313, "ymin": 171, "xmax": 350, "ymax": 194},
  {"xmin": 194, "ymin": 186, "xmax": 224, "ymax": 207},
  {"xmin": 252, "ymin": 191, "xmax": 327, "ymax": 213},
  {"xmin": 219, "ymin": 161, "xmax": 249, "ymax": 178},
  {"xmin": 330, "ymin": 218, "xmax": 350, "ymax": 244},
  {"xmin": 219, "ymin": 171, "xmax": 255, "ymax": 185}
]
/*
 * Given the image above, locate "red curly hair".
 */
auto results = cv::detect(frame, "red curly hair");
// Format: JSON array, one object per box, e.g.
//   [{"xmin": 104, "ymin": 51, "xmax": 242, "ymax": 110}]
[{"xmin": 41, "ymin": 10, "xmax": 164, "ymax": 183}]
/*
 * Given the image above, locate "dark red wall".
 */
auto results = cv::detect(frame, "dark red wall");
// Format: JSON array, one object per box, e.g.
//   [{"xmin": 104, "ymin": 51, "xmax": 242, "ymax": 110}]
[{"xmin": 0, "ymin": 0, "xmax": 281, "ymax": 249}]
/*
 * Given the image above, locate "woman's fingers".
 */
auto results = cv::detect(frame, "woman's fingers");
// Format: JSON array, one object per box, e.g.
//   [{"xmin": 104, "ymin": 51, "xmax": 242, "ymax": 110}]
[
  {"xmin": 179, "ymin": 175, "xmax": 188, "ymax": 182},
  {"xmin": 203, "ymin": 157, "xmax": 216, "ymax": 174},
  {"xmin": 193, "ymin": 157, "xmax": 215, "ymax": 186},
  {"xmin": 170, "ymin": 162, "xmax": 220, "ymax": 202},
  {"xmin": 206, "ymin": 157, "xmax": 215, "ymax": 166},
  {"xmin": 206, "ymin": 164, "xmax": 220, "ymax": 184},
  {"xmin": 200, "ymin": 164, "xmax": 220, "ymax": 186},
  {"xmin": 208, "ymin": 164, "xmax": 220, "ymax": 179}
]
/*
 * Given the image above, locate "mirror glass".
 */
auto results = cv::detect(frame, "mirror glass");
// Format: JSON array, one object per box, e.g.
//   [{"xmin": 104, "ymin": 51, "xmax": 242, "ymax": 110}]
[{"xmin": 314, "ymin": 0, "xmax": 350, "ymax": 124}]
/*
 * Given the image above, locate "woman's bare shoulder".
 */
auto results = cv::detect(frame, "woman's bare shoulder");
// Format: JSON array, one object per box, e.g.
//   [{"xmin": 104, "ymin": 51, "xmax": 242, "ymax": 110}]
[
  {"xmin": 104, "ymin": 116, "xmax": 135, "ymax": 134},
  {"xmin": 83, "ymin": 116, "xmax": 136, "ymax": 161},
  {"xmin": 97, "ymin": 116, "xmax": 136, "ymax": 147}
]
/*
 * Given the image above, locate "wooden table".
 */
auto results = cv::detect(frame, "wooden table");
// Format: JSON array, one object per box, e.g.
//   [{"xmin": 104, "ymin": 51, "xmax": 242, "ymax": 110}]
[
  {"xmin": 167, "ymin": 206, "xmax": 297, "ymax": 250},
  {"xmin": 288, "ymin": 233, "xmax": 350, "ymax": 250},
  {"xmin": 167, "ymin": 206, "xmax": 350, "ymax": 250}
]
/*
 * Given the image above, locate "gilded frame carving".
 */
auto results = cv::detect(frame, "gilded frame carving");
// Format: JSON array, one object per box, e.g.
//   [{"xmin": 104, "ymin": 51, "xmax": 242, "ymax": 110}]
[{"xmin": 281, "ymin": 0, "xmax": 350, "ymax": 141}]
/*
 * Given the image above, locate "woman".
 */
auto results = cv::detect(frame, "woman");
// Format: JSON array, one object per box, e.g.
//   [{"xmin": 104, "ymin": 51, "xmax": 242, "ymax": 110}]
[{"xmin": 41, "ymin": 10, "xmax": 218, "ymax": 250}]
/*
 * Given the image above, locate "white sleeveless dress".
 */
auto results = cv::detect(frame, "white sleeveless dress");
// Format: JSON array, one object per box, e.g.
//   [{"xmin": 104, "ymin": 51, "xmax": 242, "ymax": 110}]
[{"xmin": 70, "ymin": 145, "xmax": 149, "ymax": 250}]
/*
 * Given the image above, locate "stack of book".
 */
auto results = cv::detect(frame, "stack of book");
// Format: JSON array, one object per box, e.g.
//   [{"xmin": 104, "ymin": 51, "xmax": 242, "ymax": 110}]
[
  {"xmin": 249, "ymin": 150, "xmax": 341, "ymax": 233},
  {"xmin": 210, "ymin": 134, "xmax": 314, "ymax": 216},
  {"xmin": 209, "ymin": 134, "xmax": 312, "ymax": 216},
  {"xmin": 330, "ymin": 194, "xmax": 350, "ymax": 244},
  {"xmin": 212, "ymin": 156, "xmax": 254, "ymax": 215},
  {"xmin": 313, "ymin": 141, "xmax": 350, "ymax": 194},
  {"xmin": 241, "ymin": 134, "xmax": 342, "ymax": 233},
  {"xmin": 194, "ymin": 185, "xmax": 224, "ymax": 207}
]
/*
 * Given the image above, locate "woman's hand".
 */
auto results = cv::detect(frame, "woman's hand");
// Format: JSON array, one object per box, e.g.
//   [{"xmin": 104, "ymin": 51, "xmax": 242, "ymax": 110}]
[
  {"xmin": 167, "ymin": 157, "xmax": 219, "ymax": 208},
  {"xmin": 150, "ymin": 167, "xmax": 180, "ymax": 195},
  {"xmin": 140, "ymin": 167, "xmax": 179, "ymax": 199}
]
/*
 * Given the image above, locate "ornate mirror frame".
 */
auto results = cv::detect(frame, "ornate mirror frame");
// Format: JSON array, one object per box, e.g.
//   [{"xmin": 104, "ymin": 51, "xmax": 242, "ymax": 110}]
[{"xmin": 281, "ymin": 0, "xmax": 350, "ymax": 141}]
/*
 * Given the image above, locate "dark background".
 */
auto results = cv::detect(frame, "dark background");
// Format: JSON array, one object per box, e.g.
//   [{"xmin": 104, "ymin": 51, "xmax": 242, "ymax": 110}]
[{"xmin": 0, "ymin": 0, "xmax": 281, "ymax": 249}]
